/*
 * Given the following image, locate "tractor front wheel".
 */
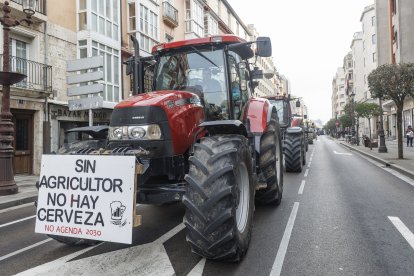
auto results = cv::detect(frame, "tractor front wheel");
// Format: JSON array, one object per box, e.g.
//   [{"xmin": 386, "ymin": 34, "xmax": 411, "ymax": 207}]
[
  {"xmin": 256, "ymin": 115, "xmax": 283, "ymax": 205},
  {"xmin": 183, "ymin": 135, "xmax": 255, "ymax": 261},
  {"xmin": 284, "ymin": 134, "xmax": 303, "ymax": 172}
]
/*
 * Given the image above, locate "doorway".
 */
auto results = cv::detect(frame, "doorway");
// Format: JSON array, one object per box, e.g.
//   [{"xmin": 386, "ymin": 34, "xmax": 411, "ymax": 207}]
[{"xmin": 12, "ymin": 110, "xmax": 34, "ymax": 174}]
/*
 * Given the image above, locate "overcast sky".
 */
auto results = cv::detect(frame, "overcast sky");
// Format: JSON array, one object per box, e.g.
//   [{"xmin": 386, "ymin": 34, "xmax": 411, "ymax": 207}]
[{"xmin": 227, "ymin": 0, "xmax": 374, "ymax": 124}]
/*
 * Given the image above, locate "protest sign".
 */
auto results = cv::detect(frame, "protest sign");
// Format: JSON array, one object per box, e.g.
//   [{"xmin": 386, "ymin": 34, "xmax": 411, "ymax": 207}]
[{"xmin": 35, "ymin": 155, "xmax": 136, "ymax": 244}]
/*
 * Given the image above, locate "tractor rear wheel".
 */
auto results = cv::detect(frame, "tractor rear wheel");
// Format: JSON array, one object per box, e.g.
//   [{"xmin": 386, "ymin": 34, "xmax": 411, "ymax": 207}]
[
  {"xmin": 284, "ymin": 134, "xmax": 303, "ymax": 172},
  {"xmin": 256, "ymin": 115, "xmax": 283, "ymax": 205},
  {"xmin": 183, "ymin": 135, "xmax": 255, "ymax": 261}
]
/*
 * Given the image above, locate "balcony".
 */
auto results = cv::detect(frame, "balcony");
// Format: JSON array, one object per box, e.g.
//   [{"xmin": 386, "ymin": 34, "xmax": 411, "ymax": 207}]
[
  {"xmin": 10, "ymin": 0, "xmax": 47, "ymax": 15},
  {"xmin": 163, "ymin": 1, "xmax": 178, "ymax": 28},
  {"xmin": 0, "ymin": 54, "xmax": 52, "ymax": 96}
]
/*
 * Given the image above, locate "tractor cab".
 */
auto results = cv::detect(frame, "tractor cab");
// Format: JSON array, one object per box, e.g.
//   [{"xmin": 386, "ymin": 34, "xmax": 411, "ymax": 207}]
[{"xmin": 126, "ymin": 35, "xmax": 272, "ymax": 121}]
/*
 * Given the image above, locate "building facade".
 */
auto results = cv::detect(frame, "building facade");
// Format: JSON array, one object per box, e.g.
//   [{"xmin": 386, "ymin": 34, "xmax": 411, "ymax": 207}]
[
  {"xmin": 1, "ymin": 0, "xmax": 282, "ymax": 175},
  {"xmin": 376, "ymin": 0, "xmax": 414, "ymax": 138},
  {"xmin": 331, "ymin": 67, "xmax": 346, "ymax": 119}
]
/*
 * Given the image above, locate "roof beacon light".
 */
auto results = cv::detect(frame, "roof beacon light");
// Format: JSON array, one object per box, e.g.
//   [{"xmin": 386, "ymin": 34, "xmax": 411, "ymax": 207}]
[
  {"xmin": 155, "ymin": 44, "xmax": 165, "ymax": 51},
  {"xmin": 211, "ymin": 36, "xmax": 223, "ymax": 43}
]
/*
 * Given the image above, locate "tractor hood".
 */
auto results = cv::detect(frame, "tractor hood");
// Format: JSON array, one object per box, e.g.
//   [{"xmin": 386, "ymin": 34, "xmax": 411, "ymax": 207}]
[{"xmin": 115, "ymin": 90, "xmax": 200, "ymax": 109}]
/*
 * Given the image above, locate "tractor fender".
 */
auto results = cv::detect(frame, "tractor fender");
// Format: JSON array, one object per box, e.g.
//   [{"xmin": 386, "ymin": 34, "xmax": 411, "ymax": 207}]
[
  {"xmin": 286, "ymin": 127, "xmax": 303, "ymax": 134},
  {"xmin": 245, "ymin": 98, "xmax": 274, "ymax": 134}
]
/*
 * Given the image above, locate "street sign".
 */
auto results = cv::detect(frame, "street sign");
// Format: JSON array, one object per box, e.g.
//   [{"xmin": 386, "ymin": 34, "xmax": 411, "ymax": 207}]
[
  {"xmin": 35, "ymin": 155, "xmax": 136, "ymax": 244},
  {"xmin": 66, "ymin": 56, "xmax": 104, "ymax": 72},
  {"xmin": 69, "ymin": 96, "xmax": 103, "ymax": 111},
  {"xmin": 67, "ymin": 83, "xmax": 104, "ymax": 97},
  {"xmin": 67, "ymin": 71, "xmax": 104, "ymax": 85}
]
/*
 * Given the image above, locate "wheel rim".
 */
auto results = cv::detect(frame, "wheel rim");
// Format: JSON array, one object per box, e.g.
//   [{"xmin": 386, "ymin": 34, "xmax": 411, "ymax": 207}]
[
  {"xmin": 236, "ymin": 162, "xmax": 249, "ymax": 233},
  {"xmin": 275, "ymin": 136, "xmax": 282, "ymax": 188}
]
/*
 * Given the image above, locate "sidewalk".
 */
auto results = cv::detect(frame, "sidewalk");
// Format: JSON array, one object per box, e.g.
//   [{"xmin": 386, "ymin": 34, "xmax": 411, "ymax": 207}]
[
  {"xmin": 338, "ymin": 138, "xmax": 414, "ymax": 180},
  {"xmin": 0, "ymin": 174, "xmax": 39, "ymax": 210}
]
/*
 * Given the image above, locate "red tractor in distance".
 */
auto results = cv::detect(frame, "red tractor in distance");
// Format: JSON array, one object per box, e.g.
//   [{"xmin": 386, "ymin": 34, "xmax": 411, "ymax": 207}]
[
  {"xmin": 265, "ymin": 95, "xmax": 308, "ymax": 172},
  {"xmin": 54, "ymin": 35, "xmax": 284, "ymax": 262}
]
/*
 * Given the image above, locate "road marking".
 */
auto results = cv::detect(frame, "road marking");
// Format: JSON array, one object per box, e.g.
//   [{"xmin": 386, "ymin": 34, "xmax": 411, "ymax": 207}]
[
  {"xmin": 309, "ymin": 157, "xmax": 313, "ymax": 162},
  {"xmin": 388, "ymin": 217, "xmax": 414, "ymax": 250},
  {"xmin": 304, "ymin": 169, "xmax": 309, "ymax": 177},
  {"xmin": 269, "ymin": 202, "xmax": 299, "ymax": 276},
  {"xmin": 18, "ymin": 223, "xmax": 186, "ymax": 275},
  {"xmin": 0, "ymin": 215, "xmax": 36, "ymax": 228},
  {"xmin": 0, "ymin": 238, "xmax": 52, "ymax": 262},
  {"xmin": 354, "ymin": 152, "xmax": 414, "ymax": 188},
  {"xmin": 307, "ymin": 162, "xmax": 312, "ymax": 168},
  {"xmin": 333, "ymin": 150, "xmax": 353, "ymax": 156},
  {"xmin": 0, "ymin": 203, "xmax": 34, "ymax": 214},
  {"xmin": 298, "ymin": 180, "xmax": 306, "ymax": 195},
  {"xmin": 187, "ymin": 258, "xmax": 206, "ymax": 276}
]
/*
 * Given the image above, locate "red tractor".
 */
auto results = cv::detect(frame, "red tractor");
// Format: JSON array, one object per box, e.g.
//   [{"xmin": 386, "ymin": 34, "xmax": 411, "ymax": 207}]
[
  {"xmin": 54, "ymin": 35, "xmax": 283, "ymax": 261},
  {"xmin": 264, "ymin": 95, "xmax": 307, "ymax": 172}
]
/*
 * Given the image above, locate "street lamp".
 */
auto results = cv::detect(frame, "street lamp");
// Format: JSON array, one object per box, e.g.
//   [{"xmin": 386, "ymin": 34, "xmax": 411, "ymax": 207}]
[
  {"xmin": 349, "ymin": 92, "xmax": 357, "ymax": 144},
  {"xmin": 0, "ymin": 1, "xmax": 36, "ymax": 195},
  {"xmin": 378, "ymin": 98, "xmax": 388, "ymax": 153}
]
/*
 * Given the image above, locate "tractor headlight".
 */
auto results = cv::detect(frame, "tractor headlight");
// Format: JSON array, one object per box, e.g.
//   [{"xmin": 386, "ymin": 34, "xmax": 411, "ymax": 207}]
[
  {"xmin": 128, "ymin": 127, "xmax": 146, "ymax": 139},
  {"xmin": 146, "ymin": 125, "xmax": 162, "ymax": 140},
  {"xmin": 110, "ymin": 125, "xmax": 162, "ymax": 140},
  {"xmin": 110, "ymin": 127, "xmax": 123, "ymax": 140}
]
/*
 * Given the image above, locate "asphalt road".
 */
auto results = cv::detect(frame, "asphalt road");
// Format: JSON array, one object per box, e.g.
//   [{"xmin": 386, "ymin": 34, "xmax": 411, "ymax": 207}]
[{"xmin": 1, "ymin": 135, "xmax": 413, "ymax": 276}]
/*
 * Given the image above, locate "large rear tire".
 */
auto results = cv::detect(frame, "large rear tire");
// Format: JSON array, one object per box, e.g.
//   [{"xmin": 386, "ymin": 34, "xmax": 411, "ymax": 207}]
[
  {"xmin": 256, "ymin": 115, "xmax": 283, "ymax": 206},
  {"xmin": 183, "ymin": 135, "xmax": 255, "ymax": 261},
  {"xmin": 284, "ymin": 134, "xmax": 303, "ymax": 172}
]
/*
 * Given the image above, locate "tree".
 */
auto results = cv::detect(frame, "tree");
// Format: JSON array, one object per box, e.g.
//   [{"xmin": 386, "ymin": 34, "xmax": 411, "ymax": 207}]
[
  {"xmin": 368, "ymin": 63, "xmax": 414, "ymax": 158},
  {"xmin": 354, "ymin": 102, "xmax": 381, "ymax": 149},
  {"xmin": 324, "ymin": 118, "xmax": 337, "ymax": 136},
  {"xmin": 339, "ymin": 114, "xmax": 352, "ymax": 129}
]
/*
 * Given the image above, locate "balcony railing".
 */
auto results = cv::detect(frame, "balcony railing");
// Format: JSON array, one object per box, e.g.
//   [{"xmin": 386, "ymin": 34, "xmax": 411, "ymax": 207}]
[
  {"xmin": 10, "ymin": 0, "xmax": 47, "ymax": 15},
  {"xmin": 0, "ymin": 54, "xmax": 52, "ymax": 93},
  {"xmin": 163, "ymin": 1, "xmax": 178, "ymax": 27}
]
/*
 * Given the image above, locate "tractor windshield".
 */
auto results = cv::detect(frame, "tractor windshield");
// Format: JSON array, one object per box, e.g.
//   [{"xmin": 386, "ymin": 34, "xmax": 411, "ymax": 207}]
[
  {"xmin": 269, "ymin": 99, "xmax": 289, "ymax": 125},
  {"xmin": 154, "ymin": 49, "xmax": 229, "ymax": 120}
]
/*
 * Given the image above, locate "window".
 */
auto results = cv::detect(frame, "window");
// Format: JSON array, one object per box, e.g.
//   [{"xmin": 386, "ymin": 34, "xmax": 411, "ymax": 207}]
[
  {"xmin": 394, "ymin": 31, "xmax": 398, "ymax": 49},
  {"xmin": 205, "ymin": 14, "xmax": 218, "ymax": 36},
  {"xmin": 91, "ymin": 41, "xmax": 121, "ymax": 102},
  {"xmin": 89, "ymin": 0, "xmax": 120, "ymax": 40},
  {"xmin": 128, "ymin": 3, "xmax": 136, "ymax": 31},
  {"xmin": 185, "ymin": 0, "xmax": 204, "ymax": 37},
  {"xmin": 372, "ymin": 34, "xmax": 376, "ymax": 45},
  {"xmin": 371, "ymin": 16, "xmax": 376, "ymax": 26},
  {"xmin": 10, "ymin": 39, "xmax": 28, "ymax": 77},
  {"xmin": 165, "ymin": 33, "xmax": 174, "ymax": 43},
  {"xmin": 391, "ymin": 0, "xmax": 397, "ymax": 14},
  {"xmin": 373, "ymin": 52, "xmax": 377, "ymax": 62},
  {"xmin": 138, "ymin": 4, "xmax": 159, "ymax": 53}
]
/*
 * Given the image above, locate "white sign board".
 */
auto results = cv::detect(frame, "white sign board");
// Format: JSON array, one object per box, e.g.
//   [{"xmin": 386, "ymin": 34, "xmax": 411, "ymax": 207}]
[
  {"xmin": 35, "ymin": 155, "xmax": 136, "ymax": 244},
  {"xmin": 67, "ymin": 56, "xmax": 104, "ymax": 72},
  {"xmin": 68, "ymin": 96, "xmax": 103, "ymax": 111},
  {"xmin": 67, "ymin": 83, "xmax": 104, "ymax": 97}
]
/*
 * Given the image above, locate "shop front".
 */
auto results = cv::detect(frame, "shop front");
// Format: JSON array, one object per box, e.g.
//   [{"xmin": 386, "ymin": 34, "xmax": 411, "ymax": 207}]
[{"xmin": 49, "ymin": 104, "xmax": 112, "ymax": 153}]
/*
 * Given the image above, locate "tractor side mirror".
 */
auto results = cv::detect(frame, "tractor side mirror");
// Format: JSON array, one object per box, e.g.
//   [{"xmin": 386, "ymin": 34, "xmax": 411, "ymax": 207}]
[
  {"xmin": 125, "ymin": 58, "xmax": 133, "ymax": 76},
  {"xmin": 256, "ymin": 37, "xmax": 272, "ymax": 57},
  {"xmin": 295, "ymin": 100, "xmax": 301, "ymax": 107},
  {"xmin": 252, "ymin": 68, "xmax": 274, "ymax": 79}
]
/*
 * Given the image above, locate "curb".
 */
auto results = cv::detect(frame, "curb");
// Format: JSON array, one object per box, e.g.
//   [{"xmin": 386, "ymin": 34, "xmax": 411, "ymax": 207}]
[
  {"xmin": 340, "ymin": 142, "xmax": 414, "ymax": 181},
  {"xmin": 0, "ymin": 194, "xmax": 37, "ymax": 210}
]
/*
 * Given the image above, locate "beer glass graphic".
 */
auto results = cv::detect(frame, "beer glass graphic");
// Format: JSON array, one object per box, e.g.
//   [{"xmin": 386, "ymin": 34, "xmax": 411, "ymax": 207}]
[{"xmin": 110, "ymin": 201, "xmax": 126, "ymax": 221}]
